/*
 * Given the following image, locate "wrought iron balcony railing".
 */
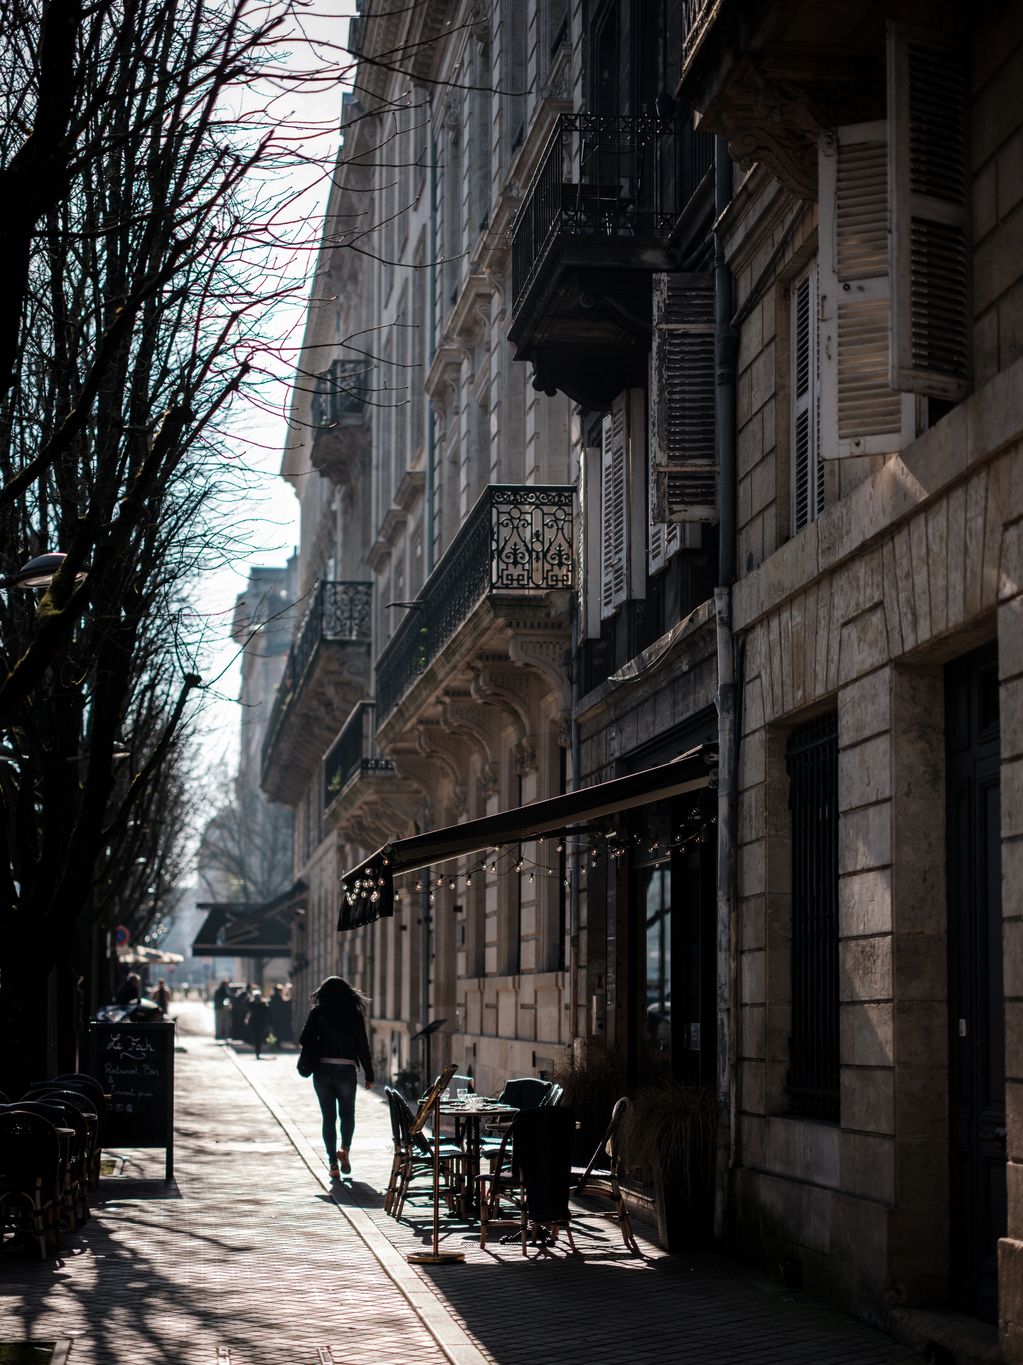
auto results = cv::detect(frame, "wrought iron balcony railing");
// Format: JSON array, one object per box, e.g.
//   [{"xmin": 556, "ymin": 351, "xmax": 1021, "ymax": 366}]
[
  {"xmin": 311, "ymin": 358, "xmax": 369, "ymax": 428},
  {"xmin": 375, "ymin": 485, "xmax": 574, "ymax": 725},
  {"xmin": 262, "ymin": 580, "xmax": 372, "ymax": 772},
  {"xmin": 324, "ymin": 701, "xmax": 394, "ymax": 808},
  {"xmin": 682, "ymin": 0, "xmax": 717, "ymax": 69},
  {"xmin": 511, "ymin": 113, "xmax": 714, "ymax": 314}
]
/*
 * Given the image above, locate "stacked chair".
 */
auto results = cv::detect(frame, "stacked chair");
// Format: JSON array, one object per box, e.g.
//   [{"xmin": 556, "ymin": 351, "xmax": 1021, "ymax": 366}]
[
  {"xmin": 0, "ymin": 1071, "xmax": 106, "ymax": 1258},
  {"xmin": 383, "ymin": 1087, "xmax": 464, "ymax": 1221}
]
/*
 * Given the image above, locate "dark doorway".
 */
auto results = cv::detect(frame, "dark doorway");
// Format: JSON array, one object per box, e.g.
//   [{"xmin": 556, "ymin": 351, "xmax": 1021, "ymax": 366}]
[
  {"xmin": 946, "ymin": 642, "xmax": 1006, "ymax": 1322},
  {"xmin": 627, "ymin": 796, "xmax": 716, "ymax": 1088}
]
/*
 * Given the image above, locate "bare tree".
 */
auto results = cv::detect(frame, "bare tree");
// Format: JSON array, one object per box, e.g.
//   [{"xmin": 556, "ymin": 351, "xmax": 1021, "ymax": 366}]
[{"xmin": 0, "ymin": 0, "xmax": 338, "ymax": 1090}]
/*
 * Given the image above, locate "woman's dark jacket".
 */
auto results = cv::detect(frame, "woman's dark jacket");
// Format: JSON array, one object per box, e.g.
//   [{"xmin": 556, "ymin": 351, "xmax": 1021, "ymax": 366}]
[{"xmin": 299, "ymin": 1005, "xmax": 374, "ymax": 1083}]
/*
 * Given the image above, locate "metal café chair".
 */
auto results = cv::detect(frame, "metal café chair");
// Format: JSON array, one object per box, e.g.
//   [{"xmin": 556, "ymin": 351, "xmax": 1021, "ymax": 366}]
[
  {"xmin": 569, "ymin": 1096, "xmax": 638, "ymax": 1252},
  {"xmin": 479, "ymin": 1106, "xmax": 578, "ymax": 1255},
  {"xmin": 387, "ymin": 1089, "xmax": 464, "ymax": 1222}
]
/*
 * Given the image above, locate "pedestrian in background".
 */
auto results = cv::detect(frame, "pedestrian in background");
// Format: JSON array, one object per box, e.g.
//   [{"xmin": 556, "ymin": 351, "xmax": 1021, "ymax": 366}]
[
  {"xmin": 153, "ymin": 978, "xmax": 170, "ymax": 1016},
  {"xmin": 298, "ymin": 977, "xmax": 374, "ymax": 1179},
  {"xmin": 269, "ymin": 983, "xmax": 292, "ymax": 1046},
  {"xmin": 246, "ymin": 991, "xmax": 271, "ymax": 1060},
  {"xmin": 213, "ymin": 978, "xmax": 231, "ymax": 1040},
  {"xmin": 115, "ymin": 972, "xmax": 142, "ymax": 1006}
]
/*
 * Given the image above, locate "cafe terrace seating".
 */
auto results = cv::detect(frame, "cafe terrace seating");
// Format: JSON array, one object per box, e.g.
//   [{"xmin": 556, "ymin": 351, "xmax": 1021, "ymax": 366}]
[
  {"xmin": 0, "ymin": 1109, "xmax": 62, "ymax": 1259},
  {"xmin": 478, "ymin": 1105, "xmax": 578, "ymax": 1254},
  {"xmin": 384, "ymin": 1087, "xmax": 464, "ymax": 1221}
]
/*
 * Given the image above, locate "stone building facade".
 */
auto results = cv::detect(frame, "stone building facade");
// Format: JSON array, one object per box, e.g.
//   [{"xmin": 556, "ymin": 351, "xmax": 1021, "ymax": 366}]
[
  {"xmin": 260, "ymin": 0, "xmax": 1023, "ymax": 1353},
  {"xmin": 679, "ymin": 0, "xmax": 1023, "ymax": 1353}
]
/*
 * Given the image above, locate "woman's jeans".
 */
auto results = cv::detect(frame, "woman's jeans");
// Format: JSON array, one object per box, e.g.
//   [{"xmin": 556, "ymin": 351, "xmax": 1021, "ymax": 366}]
[{"xmin": 313, "ymin": 1063, "xmax": 357, "ymax": 1157}]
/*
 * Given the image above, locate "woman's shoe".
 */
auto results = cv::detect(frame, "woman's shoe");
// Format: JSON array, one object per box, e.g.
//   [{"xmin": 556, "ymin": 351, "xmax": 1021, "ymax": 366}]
[
  {"xmin": 339, "ymin": 1149, "xmax": 351, "ymax": 1175},
  {"xmin": 329, "ymin": 1157, "xmax": 340, "ymax": 1180}
]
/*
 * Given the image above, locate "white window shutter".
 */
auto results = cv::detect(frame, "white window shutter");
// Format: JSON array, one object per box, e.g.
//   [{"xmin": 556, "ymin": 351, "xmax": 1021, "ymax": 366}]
[
  {"xmin": 650, "ymin": 272, "xmax": 716, "ymax": 521},
  {"xmin": 791, "ymin": 261, "xmax": 823, "ymax": 533},
  {"xmin": 888, "ymin": 23, "xmax": 970, "ymax": 401},
  {"xmin": 818, "ymin": 121, "xmax": 915, "ymax": 459},
  {"xmin": 600, "ymin": 395, "xmax": 629, "ymax": 619}
]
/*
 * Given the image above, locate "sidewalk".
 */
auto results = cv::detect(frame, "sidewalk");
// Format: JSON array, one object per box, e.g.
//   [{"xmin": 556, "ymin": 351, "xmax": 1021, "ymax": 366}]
[{"xmin": 0, "ymin": 1003, "xmax": 921, "ymax": 1365}]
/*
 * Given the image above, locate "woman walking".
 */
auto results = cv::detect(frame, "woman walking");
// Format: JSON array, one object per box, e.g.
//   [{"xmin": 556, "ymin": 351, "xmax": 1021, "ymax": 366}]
[{"xmin": 299, "ymin": 976, "xmax": 374, "ymax": 1179}]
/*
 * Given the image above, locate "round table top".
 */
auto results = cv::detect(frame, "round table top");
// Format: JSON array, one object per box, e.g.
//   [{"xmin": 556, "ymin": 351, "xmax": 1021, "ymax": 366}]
[{"xmin": 437, "ymin": 1098, "xmax": 518, "ymax": 1118}]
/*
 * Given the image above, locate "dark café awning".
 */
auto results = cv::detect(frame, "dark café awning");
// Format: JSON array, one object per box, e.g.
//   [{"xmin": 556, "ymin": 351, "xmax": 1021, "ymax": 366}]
[
  {"xmin": 338, "ymin": 745, "xmax": 716, "ymax": 931},
  {"xmin": 192, "ymin": 879, "xmax": 307, "ymax": 959}
]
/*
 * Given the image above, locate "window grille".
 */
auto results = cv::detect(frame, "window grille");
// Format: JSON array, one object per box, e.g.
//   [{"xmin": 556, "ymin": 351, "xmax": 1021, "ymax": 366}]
[{"xmin": 786, "ymin": 711, "xmax": 840, "ymax": 1119}]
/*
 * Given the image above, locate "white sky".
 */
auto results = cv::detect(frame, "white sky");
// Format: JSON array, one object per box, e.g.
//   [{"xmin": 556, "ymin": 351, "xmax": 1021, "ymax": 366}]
[{"xmin": 193, "ymin": 1, "xmax": 358, "ymax": 772}]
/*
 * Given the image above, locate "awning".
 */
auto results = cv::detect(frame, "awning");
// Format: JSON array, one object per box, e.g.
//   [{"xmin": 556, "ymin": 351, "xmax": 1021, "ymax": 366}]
[
  {"xmin": 338, "ymin": 745, "xmax": 716, "ymax": 931},
  {"xmin": 192, "ymin": 879, "xmax": 307, "ymax": 958},
  {"xmin": 117, "ymin": 944, "xmax": 185, "ymax": 967}
]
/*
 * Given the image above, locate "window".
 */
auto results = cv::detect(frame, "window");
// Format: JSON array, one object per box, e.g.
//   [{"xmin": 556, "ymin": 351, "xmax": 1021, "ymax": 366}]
[
  {"xmin": 786, "ymin": 711, "xmax": 839, "ymax": 1119},
  {"xmin": 790, "ymin": 259, "xmax": 822, "ymax": 533},
  {"xmin": 817, "ymin": 25, "xmax": 969, "ymax": 460}
]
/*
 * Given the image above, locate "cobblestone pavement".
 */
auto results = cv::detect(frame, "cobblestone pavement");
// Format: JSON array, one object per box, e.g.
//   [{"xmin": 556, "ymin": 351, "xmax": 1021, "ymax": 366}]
[{"xmin": 1, "ymin": 1002, "xmax": 923, "ymax": 1365}]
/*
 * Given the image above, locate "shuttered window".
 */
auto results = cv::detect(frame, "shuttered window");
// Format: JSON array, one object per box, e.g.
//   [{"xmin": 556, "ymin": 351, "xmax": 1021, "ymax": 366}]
[
  {"xmin": 650, "ymin": 272, "xmax": 717, "ymax": 522},
  {"xmin": 790, "ymin": 259, "xmax": 823, "ymax": 533},
  {"xmin": 888, "ymin": 23, "xmax": 970, "ymax": 401},
  {"xmin": 818, "ymin": 122, "xmax": 915, "ymax": 459},
  {"xmin": 600, "ymin": 394, "xmax": 629, "ymax": 618}
]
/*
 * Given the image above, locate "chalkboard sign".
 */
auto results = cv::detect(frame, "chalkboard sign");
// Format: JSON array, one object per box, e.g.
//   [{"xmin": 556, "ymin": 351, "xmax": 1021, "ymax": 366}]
[{"xmin": 86, "ymin": 1020, "xmax": 175, "ymax": 1180}]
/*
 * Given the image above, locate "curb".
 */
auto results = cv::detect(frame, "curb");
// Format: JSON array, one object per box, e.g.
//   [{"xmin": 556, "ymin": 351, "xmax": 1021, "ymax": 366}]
[{"xmin": 222, "ymin": 1046, "xmax": 489, "ymax": 1365}]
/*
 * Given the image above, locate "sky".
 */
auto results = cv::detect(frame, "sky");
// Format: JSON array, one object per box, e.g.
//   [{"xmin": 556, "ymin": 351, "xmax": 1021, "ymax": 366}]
[{"xmin": 192, "ymin": 0, "xmax": 358, "ymax": 774}]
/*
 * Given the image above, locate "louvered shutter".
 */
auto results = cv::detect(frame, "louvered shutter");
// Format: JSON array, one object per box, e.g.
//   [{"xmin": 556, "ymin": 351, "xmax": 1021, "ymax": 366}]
[
  {"xmin": 648, "ymin": 475, "xmax": 682, "ymax": 573},
  {"xmin": 650, "ymin": 273, "xmax": 717, "ymax": 521},
  {"xmin": 888, "ymin": 24, "xmax": 970, "ymax": 401},
  {"xmin": 600, "ymin": 394, "xmax": 629, "ymax": 618},
  {"xmin": 818, "ymin": 122, "xmax": 915, "ymax": 458},
  {"xmin": 791, "ymin": 261, "xmax": 823, "ymax": 532}
]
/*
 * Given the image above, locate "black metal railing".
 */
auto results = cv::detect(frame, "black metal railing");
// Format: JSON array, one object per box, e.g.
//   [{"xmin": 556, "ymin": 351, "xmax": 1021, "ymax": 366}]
[
  {"xmin": 511, "ymin": 113, "xmax": 715, "ymax": 311},
  {"xmin": 786, "ymin": 711, "xmax": 840, "ymax": 1120},
  {"xmin": 262, "ymin": 581, "xmax": 372, "ymax": 771},
  {"xmin": 323, "ymin": 701, "xmax": 394, "ymax": 808},
  {"xmin": 681, "ymin": 0, "xmax": 716, "ymax": 69},
  {"xmin": 375, "ymin": 484, "xmax": 574, "ymax": 724},
  {"xmin": 311, "ymin": 358, "xmax": 369, "ymax": 428}
]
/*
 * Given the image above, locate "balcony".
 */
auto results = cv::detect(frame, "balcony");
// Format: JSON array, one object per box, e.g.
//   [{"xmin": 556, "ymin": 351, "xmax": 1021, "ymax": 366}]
[
  {"xmin": 677, "ymin": 0, "xmax": 887, "ymax": 200},
  {"xmin": 261, "ymin": 581, "xmax": 372, "ymax": 805},
  {"xmin": 309, "ymin": 358, "xmax": 369, "ymax": 486},
  {"xmin": 509, "ymin": 113, "xmax": 713, "ymax": 410},
  {"xmin": 324, "ymin": 702, "xmax": 394, "ymax": 808},
  {"xmin": 375, "ymin": 485, "xmax": 574, "ymax": 735}
]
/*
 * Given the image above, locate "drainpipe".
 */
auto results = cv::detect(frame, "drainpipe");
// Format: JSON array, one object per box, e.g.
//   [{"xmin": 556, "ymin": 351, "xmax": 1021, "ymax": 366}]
[
  {"xmin": 568, "ymin": 594, "xmax": 581, "ymax": 1056},
  {"xmin": 713, "ymin": 135, "xmax": 739, "ymax": 1244},
  {"xmin": 426, "ymin": 111, "xmax": 438, "ymax": 577}
]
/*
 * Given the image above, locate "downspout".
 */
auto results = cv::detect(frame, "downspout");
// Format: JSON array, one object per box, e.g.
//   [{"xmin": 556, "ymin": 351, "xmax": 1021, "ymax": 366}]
[
  {"xmin": 568, "ymin": 594, "xmax": 581, "ymax": 1054},
  {"xmin": 713, "ymin": 135, "xmax": 739, "ymax": 1244},
  {"xmin": 426, "ymin": 110, "xmax": 438, "ymax": 577}
]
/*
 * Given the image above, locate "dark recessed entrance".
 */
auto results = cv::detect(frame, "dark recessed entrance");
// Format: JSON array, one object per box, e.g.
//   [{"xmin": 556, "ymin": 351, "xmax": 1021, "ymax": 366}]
[{"xmin": 946, "ymin": 641, "xmax": 1006, "ymax": 1322}]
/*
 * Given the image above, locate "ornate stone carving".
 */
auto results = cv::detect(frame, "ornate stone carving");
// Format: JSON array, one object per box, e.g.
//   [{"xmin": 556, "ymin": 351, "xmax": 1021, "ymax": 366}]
[
  {"xmin": 477, "ymin": 760, "xmax": 499, "ymax": 802},
  {"xmin": 513, "ymin": 738, "xmax": 537, "ymax": 776},
  {"xmin": 506, "ymin": 632, "xmax": 571, "ymax": 710}
]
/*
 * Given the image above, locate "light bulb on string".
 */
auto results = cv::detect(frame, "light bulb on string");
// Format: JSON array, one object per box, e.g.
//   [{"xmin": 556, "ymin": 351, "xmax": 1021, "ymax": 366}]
[
  {"xmin": 489, "ymin": 860, "xmax": 497, "ymax": 874},
  {"xmin": 528, "ymin": 871, "xmax": 535, "ymax": 884},
  {"xmin": 515, "ymin": 859, "xmax": 524, "ymax": 873}
]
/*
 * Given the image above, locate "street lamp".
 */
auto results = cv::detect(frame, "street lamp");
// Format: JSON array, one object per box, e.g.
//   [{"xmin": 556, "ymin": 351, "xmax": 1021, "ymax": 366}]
[{"xmin": 0, "ymin": 552, "xmax": 89, "ymax": 589}]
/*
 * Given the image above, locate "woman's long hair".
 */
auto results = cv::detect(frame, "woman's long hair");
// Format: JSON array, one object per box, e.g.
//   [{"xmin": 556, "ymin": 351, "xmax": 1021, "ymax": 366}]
[{"xmin": 313, "ymin": 976, "xmax": 368, "ymax": 1028}]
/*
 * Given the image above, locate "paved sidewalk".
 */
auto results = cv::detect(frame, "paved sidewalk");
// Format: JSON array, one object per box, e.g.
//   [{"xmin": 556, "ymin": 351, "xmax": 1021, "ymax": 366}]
[{"xmin": 1, "ymin": 1002, "xmax": 922, "ymax": 1365}]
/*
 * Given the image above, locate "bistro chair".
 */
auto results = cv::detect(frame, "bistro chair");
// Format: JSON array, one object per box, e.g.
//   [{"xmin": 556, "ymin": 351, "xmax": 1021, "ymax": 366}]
[
  {"xmin": 387, "ymin": 1089, "xmax": 464, "ymax": 1222},
  {"xmin": 479, "ymin": 1106, "xmax": 578, "ymax": 1255},
  {"xmin": 569, "ymin": 1096, "xmax": 638, "ymax": 1252},
  {"xmin": 48, "ymin": 1075, "xmax": 106, "ymax": 1186},
  {"xmin": 0, "ymin": 1109, "xmax": 62, "ymax": 1258},
  {"xmin": 30, "ymin": 1088, "xmax": 97, "ymax": 1223},
  {"xmin": 7, "ymin": 1099, "xmax": 85, "ymax": 1232},
  {"xmin": 541, "ymin": 1083, "xmax": 564, "ymax": 1107}
]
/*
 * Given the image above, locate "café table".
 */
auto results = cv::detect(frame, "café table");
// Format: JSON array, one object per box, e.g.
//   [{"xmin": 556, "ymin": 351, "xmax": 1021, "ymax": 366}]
[{"xmin": 437, "ymin": 1097, "xmax": 518, "ymax": 1220}]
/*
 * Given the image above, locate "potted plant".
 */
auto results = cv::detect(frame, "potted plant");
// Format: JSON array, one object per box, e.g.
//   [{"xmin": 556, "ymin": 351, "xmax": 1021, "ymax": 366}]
[
  {"xmin": 552, "ymin": 1045, "xmax": 627, "ymax": 1163},
  {"xmin": 618, "ymin": 1081, "xmax": 717, "ymax": 1251}
]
